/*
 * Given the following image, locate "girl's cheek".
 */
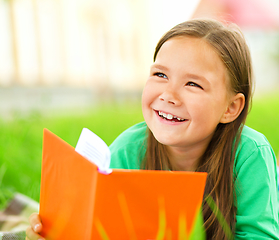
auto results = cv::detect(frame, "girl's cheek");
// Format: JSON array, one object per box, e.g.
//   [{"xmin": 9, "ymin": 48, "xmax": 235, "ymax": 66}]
[
  {"xmin": 141, "ymin": 87, "xmax": 153, "ymax": 106},
  {"xmin": 143, "ymin": 82, "xmax": 157, "ymax": 98}
]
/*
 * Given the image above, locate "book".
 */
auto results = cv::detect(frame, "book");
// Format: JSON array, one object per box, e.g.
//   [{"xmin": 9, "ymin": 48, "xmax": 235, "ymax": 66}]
[
  {"xmin": 75, "ymin": 128, "xmax": 111, "ymax": 173},
  {"xmin": 39, "ymin": 128, "xmax": 207, "ymax": 240}
]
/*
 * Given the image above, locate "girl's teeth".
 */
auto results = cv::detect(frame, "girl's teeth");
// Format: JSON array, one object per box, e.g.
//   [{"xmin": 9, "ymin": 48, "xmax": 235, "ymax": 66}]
[
  {"xmin": 158, "ymin": 111, "xmax": 185, "ymax": 121},
  {"xmin": 167, "ymin": 114, "xmax": 173, "ymax": 119}
]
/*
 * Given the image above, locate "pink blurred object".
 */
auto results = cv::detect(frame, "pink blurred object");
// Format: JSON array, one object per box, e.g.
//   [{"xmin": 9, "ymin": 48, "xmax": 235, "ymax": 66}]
[{"xmin": 192, "ymin": 0, "xmax": 279, "ymax": 29}]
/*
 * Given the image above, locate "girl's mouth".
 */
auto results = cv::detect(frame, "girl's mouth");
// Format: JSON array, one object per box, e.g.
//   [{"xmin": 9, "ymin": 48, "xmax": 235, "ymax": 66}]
[{"xmin": 156, "ymin": 111, "xmax": 186, "ymax": 122}]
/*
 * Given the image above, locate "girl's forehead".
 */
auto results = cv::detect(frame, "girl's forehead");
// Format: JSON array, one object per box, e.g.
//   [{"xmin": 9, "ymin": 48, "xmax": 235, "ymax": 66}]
[
  {"xmin": 161, "ymin": 36, "xmax": 216, "ymax": 55},
  {"xmin": 156, "ymin": 37, "xmax": 224, "ymax": 70}
]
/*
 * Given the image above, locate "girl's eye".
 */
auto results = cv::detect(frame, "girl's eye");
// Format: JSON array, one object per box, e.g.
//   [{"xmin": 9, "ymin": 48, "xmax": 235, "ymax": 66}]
[
  {"xmin": 186, "ymin": 81, "xmax": 203, "ymax": 89},
  {"xmin": 154, "ymin": 72, "xmax": 168, "ymax": 79}
]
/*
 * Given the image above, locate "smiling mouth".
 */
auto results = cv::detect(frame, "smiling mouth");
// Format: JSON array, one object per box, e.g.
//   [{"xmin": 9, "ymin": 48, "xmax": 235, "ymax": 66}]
[{"xmin": 156, "ymin": 111, "xmax": 186, "ymax": 122}]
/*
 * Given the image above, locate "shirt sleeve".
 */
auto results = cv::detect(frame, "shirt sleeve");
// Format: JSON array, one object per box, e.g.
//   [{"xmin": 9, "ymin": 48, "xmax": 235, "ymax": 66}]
[
  {"xmin": 108, "ymin": 122, "xmax": 147, "ymax": 170},
  {"xmin": 234, "ymin": 144, "xmax": 279, "ymax": 239},
  {"xmin": 109, "ymin": 141, "xmax": 143, "ymax": 169}
]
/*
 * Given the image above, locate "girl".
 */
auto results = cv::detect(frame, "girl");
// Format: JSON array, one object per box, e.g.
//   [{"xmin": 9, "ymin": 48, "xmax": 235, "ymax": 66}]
[{"xmin": 26, "ymin": 18, "xmax": 279, "ymax": 239}]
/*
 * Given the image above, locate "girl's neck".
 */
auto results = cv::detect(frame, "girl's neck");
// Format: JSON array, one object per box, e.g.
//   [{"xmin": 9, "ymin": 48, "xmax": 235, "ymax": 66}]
[{"xmin": 166, "ymin": 145, "xmax": 206, "ymax": 171}]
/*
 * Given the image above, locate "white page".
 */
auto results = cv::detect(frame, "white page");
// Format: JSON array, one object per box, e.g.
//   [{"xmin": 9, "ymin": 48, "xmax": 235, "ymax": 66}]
[{"xmin": 75, "ymin": 128, "xmax": 111, "ymax": 173}]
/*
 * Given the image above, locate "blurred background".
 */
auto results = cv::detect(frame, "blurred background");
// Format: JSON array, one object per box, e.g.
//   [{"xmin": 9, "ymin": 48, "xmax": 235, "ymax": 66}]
[{"xmin": 0, "ymin": 0, "xmax": 279, "ymax": 204}]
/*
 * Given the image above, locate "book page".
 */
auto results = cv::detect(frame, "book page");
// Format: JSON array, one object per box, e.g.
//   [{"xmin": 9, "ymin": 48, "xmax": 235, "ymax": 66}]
[{"xmin": 75, "ymin": 128, "xmax": 111, "ymax": 172}]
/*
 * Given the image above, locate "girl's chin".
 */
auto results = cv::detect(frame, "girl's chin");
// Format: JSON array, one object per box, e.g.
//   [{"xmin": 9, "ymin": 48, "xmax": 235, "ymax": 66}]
[{"xmin": 152, "ymin": 132, "xmax": 182, "ymax": 147}]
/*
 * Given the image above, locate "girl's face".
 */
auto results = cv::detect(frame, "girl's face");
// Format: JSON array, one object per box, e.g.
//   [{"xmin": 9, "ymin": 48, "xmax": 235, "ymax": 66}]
[{"xmin": 142, "ymin": 37, "xmax": 233, "ymax": 155}]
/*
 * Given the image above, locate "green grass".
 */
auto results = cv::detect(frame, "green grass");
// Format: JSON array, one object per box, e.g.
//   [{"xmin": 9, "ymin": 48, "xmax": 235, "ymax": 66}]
[
  {"xmin": 0, "ymin": 92, "xmax": 278, "ymax": 209},
  {"xmin": 0, "ymin": 102, "xmax": 144, "ymax": 208}
]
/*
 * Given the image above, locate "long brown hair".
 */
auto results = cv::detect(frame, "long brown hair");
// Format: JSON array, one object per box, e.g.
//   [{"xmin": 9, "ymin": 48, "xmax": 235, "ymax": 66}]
[{"xmin": 142, "ymin": 18, "xmax": 253, "ymax": 239}]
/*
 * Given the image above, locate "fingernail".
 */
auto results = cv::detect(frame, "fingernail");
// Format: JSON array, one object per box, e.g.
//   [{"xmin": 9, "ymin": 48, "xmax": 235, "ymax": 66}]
[{"xmin": 34, "ymin": 223, "xmax": 41, "ymax": 232}]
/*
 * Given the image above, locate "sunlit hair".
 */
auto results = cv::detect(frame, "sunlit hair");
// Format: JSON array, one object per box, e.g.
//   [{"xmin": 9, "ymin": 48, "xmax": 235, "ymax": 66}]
[{"xmin": 142, "ymin": 18, "xmax": 253, "ymax": 239}]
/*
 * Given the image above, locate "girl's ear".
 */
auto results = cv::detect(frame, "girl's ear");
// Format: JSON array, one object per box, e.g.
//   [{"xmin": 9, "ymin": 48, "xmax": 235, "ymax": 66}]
[{"xmin": 220, "ymin": 93, "xmax": 245, "ymax": 124}]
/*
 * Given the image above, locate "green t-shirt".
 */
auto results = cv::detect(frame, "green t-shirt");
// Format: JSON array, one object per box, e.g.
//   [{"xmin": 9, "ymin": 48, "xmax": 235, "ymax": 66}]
[{"xmin": 109, "ymin": 122, "xmax": 279, "ymax": 239}]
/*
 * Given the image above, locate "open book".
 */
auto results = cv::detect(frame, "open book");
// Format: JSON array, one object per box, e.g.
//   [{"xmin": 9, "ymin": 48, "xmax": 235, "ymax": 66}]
[
  {"xmin": 39, "ymin": 128, "xmax": 207, "ymax": 240},
  {"xmin": 75, "ymin": 128, "xmax": 112, "ymax": 173}
]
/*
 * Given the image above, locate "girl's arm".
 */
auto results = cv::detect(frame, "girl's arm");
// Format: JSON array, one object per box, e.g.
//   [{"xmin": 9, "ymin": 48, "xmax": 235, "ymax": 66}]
[{"xmin": 234, "ymin": 143, "xmax": 279, "ymax": 239}]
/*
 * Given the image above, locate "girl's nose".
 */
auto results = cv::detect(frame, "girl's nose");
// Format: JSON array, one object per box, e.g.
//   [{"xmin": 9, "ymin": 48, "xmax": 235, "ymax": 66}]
[{"xmin": 159, "ymin": 89, "xmax": 182, "ymax": 106}]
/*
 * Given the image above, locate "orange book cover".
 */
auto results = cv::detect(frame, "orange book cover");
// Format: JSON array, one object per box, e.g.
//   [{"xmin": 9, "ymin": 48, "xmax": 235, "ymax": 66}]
[{"xmin": 39, "ymin": 128, "xmax": 207, "ymax": 240}]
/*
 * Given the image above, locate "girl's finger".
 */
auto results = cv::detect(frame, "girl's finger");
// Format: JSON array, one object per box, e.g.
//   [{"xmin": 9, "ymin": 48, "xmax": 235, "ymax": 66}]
[
  {"xmin": 28, "ymin": 213, "xmax": 42, "ymax": 233},
  {"xmin": 26, "ymin": 226, "xmax": 45, "ymax": 240}
]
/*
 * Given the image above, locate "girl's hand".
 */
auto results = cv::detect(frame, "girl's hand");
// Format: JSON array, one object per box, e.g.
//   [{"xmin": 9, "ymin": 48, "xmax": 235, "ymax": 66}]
[{"xmin": 26, "ymin": 212, "xmax": 45, "ymax": 240}]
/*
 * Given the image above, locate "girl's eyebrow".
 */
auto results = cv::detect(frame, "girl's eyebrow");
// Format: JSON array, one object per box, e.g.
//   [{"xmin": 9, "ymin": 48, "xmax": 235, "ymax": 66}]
[
  {"xmin": 185, "ymin": 73, "xmax": 209, "ymax": 84},
  {"xmin": 151, "ymin": 63, "xmax": 169, "ymax": 71}
]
